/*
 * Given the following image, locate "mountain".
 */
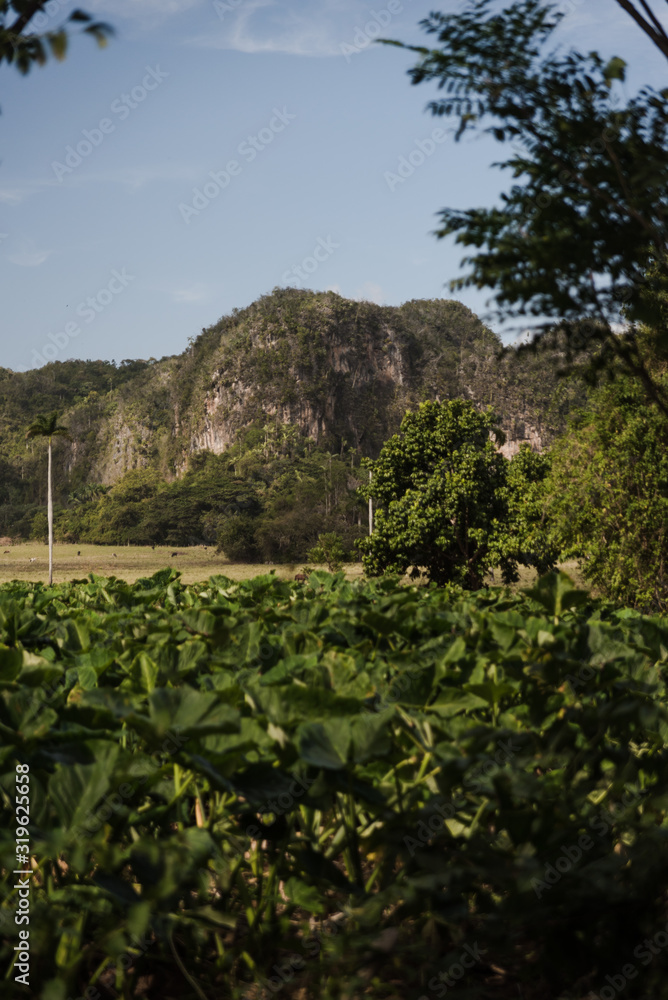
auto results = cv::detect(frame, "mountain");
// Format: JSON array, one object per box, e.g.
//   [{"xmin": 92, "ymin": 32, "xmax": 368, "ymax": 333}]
[{"xmin": 0, "ymin": 288, "xmax": 586, "ymax": 548}]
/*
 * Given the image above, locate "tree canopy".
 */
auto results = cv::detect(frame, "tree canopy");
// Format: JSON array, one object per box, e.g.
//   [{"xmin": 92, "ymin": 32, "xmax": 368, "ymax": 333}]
[
  {"xmin": 383, "ymin": 0, "xmax": 668, "ymax": 413},
  {"xmin": 357, "ymin": 399, "xmax": 555, "ymax": 588}
]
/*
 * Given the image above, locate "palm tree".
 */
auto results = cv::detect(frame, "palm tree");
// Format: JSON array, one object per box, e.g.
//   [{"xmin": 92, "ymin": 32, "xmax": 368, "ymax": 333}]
[{"xmin": 25, "ymin": 412, "xmax": 71, "ymax": 585}]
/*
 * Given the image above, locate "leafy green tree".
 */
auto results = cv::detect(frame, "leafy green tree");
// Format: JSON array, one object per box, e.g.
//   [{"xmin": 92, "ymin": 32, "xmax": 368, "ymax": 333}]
[
  {"xmin": 503, "ymin": 443, "xmax": 559, "ymax": 575},
  {"xmin": 307, "ymin": 532, "xmax": 348, "ymax": 572},
  {"xmin": 547, "ymin": 371, "xmax": 668, "ymax": 612},
  {"xmin": 384, "ymin": 0, "xmax": 668, "ymax": 414},
  {"xmin": 29, "ymin": 509, "xmax": 47, "ymax": 542},
  {"xmin": 25, "ymin": 411, "xmax": 71, "ymax": 584},
  {"xmin": 358, "ymin": 399, "xmax": 529, "ymax": 588},
  {"xmin": 1, "ymin": 1, "xmax": 112, "ymax": 84},
  {"xmin": 216, "ymin": 513, "xmax": 260, "ymax": 562}
]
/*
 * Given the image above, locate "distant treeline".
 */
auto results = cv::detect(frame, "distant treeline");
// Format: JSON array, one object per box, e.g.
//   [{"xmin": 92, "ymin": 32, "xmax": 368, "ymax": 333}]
[{"xmin": 7, "ymin": 423, "xmax": 367, "ymax": 563}]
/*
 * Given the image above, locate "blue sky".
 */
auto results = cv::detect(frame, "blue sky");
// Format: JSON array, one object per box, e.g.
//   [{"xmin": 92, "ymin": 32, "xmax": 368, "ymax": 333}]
[{"xmin": 1, "ymin": 0, "xmax": 666, "ymax": 372}]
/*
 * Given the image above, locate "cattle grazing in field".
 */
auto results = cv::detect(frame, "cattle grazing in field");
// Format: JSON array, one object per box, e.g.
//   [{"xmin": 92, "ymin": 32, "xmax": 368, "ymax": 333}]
[{"xmin": 294, "ymin": 573, "xmax": 307, "ymax": 583}]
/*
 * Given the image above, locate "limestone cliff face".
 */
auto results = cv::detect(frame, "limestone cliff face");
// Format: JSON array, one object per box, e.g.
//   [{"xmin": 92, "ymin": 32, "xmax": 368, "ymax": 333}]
[
  {"xmin": 97, "ymin": 413, "xmax": 153, "ymax": 483},
  {"xmin": 25, "ymin": 288, "xmax": 583, "ymax": 487},
  {"xmin": 187, "ymin": 309, "xmax": 410, "ymax": 460},
  {"xmin": 498, "ymin": 421, "xmax": 545, "ymax": 459}
]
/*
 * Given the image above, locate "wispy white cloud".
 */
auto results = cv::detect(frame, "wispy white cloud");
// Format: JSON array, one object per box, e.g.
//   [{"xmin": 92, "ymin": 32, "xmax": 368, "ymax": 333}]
[
  {"xmin": 7, "ymin": 241, "xmax": 53, "ymax": 268},
  {"xmin": 0, "ymin": 176, "xmax": 87, "ymax": 204},
  {"xmin": 0, "ymin": 163, "xmax": 200, "ymax": 206},
  {"xmin": 0, "ymin": 188, "xmax": 28, "ymax": 206},
  {"xmin": 188, "ymin": 0, "xmax": 368, "ymax": 57}
]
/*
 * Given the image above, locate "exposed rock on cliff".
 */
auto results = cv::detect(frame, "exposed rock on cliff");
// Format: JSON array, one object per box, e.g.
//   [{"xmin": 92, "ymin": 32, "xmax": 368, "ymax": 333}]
[{"xmin": 0, "ymin": 288, "xmax": 586, "ymax": 496}]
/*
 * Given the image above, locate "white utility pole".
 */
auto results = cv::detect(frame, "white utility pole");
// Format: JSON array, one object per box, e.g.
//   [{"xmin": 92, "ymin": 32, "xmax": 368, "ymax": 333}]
[{"xmin": 368, "ymin": 469, "xmax": 373, "ymax": 535}]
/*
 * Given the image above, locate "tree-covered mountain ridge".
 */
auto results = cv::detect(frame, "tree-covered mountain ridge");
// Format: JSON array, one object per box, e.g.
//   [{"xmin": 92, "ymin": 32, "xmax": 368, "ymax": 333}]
[{"xmin": 0, "ymin": 287, "xmax": 584, "ymax": 494}]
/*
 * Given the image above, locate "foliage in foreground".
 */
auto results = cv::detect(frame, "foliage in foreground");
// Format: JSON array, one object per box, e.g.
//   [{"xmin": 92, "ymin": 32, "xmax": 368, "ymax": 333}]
[{"xmin": 1, "ymin": 571, "xmax": 668, "ymax": 999}]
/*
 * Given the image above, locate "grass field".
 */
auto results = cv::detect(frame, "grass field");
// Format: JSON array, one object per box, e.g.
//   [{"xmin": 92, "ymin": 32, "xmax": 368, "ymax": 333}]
[
  {"xmin": 0, "ymin": 542, "xmax": 367, "ymax": 585},
  {"xmin": 0, "ymin": 541, "xmax": 585, "ymax": 589}
]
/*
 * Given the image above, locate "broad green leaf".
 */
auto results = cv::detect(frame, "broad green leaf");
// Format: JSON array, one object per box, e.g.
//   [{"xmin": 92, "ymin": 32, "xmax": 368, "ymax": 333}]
[
  {"xmin": 297, "ymin": 722, "xmax": 347, "ymax": 769},
  {"xmin": 464, "ymin": 681, "xmax": 516, "ymax": 706},
  {"xmin": 427, "ymin": 690, "xmax": 489, "ymax": 717},
  {"xmin": 284, "ymin": 876, "xmax": 326, "ymax": 914},
  {"xmin": 0, "ymin": 644, "xmax": 22, "ymax": 681},
  {"xmin": 524, "ymin": 571, "xmax": 590, "ymax": 618},
  {"xmin": 147, "ymin": 685, "xmax": 240, "ymax": 739},
  {"xmin": 48, "ymin": 741, "xmax": 120, "ymax": 828}
]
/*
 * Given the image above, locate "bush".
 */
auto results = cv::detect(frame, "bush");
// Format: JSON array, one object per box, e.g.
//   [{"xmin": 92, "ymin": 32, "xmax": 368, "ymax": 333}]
[
  {"xmin": 29, "ymin": 510, "xmax": 48, "ymax": 542},
  {"xmin": 307, "ymin": 532, "xmax": 348, "ymax": 571},
  {"xmin": 217, "ymin": 513, "xmax": 261, "ymax": 561}
]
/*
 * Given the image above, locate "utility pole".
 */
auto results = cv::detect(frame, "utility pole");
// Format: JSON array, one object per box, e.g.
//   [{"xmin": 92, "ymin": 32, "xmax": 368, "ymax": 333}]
[{"xmin": 368, "ymin": 469, "xmax": 373, "ymax": 535}]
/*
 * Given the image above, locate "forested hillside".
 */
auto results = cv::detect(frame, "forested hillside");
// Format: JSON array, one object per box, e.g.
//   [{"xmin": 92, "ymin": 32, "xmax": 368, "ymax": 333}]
[{"xmin": 0, "ymin": 288, "xmax": 586, "ymax": 554}]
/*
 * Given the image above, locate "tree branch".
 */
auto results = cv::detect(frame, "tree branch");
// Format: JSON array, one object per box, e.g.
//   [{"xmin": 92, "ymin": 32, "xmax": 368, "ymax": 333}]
[
  {"xmin": 613, "ymin": 0, "xmax": 668, "ymax": 61},
  {"xmin": 9, "ymin": 1, "xmax": 49, "ymax": 37}
]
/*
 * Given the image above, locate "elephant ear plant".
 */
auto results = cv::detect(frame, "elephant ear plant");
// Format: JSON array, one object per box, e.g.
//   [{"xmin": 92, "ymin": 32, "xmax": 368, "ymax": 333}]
[
  {"xmin": 2, "ymin": 568, "xmax": 668, "ymax": 1000},
  {"xmin": 25, "ymin": 412, "xmax": 72, "ymax": 585}
]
